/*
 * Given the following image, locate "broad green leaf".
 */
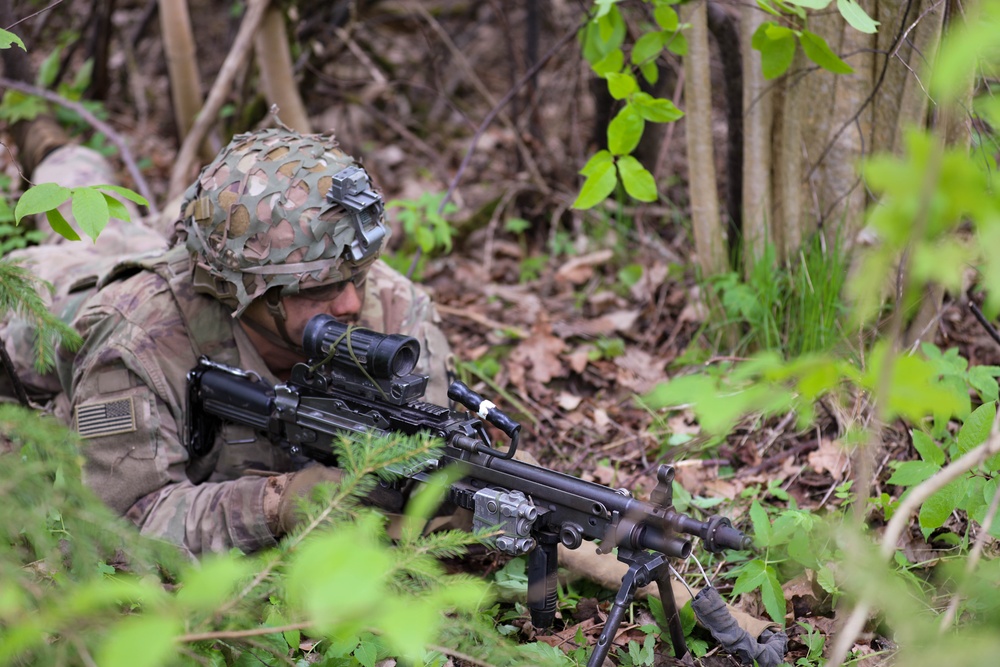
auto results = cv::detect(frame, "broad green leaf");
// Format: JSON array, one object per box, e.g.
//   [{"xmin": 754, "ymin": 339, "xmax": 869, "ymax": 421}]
[
  {"xmin": 751, "ymin": 22, "xmax": 796, "ymax": 79},
  {"xmin": 654, "ymin": 6, "xmax": 679, "ymax": 31},
  {"xmin": 911, "ymin": 430, "xmax": 945, "ymax": 466},
  {"xmin": 597, "ymin": 6, "xmax": 625, "ymax": 44},
  {"xmin": 760, "ymin": 565, "xmax": 786, "ymax": 626},
  {"xmin": 887, "ymin": 460, "xmax": 939, "ymax": 487},
  {"xmin": 71, "ymin": 186, "xmax": 110, "ymax": 241},
  {"xmin": 97, "ymin": 616, "xmax": 179, "ymax": 667},
  {"xmin": 836, "ymin": 0, "xmax": 879, "ymax": 34},
  {"xmin": 817, "ymin": 565, "xmax": 838, "ymax": 595},
  {"xmin": 607, "ymin": 104, "xmax": 644, "ymax": 155},
  {"xmin": 666, "ymin": 30, "xmax": 687, "ymax": 56},
  {"xmin": 968, "ymin": 366, "xmax": 1000, "ymax": 402},
  {"xmin": 14, "ymin": 183, "xmax": 71, "ymax": 223},
  {"xmin": 580, "ymin": 149, "xmax": 614, "ymax": 176},
  {"xmin": 933, "ymin": 19, "xmax": 1000, "ymax": 103},
  {"xmin": 45, "ymin": 209, "xmax": 81, "ymax": 241},
  {"xmin": 0, "ymin": 28, "xmax": 26, "ymax": 51},
  {"xmin": 616, "ymin": 155, "xmax": 657, "ymax": 202},
  {"xmin": 784, "ymin": 0, "xmax": 832, "ymax": 7},
  {"xmin": 731, "ymin": 559, "xmax": 768, "ymax": 596},
  {"xmin": 354, "ymin": 639, "xmax": 378, "ymax": 667},
  {"xmin": 749, "ymin": 500, "xmax": 773, "ymax": 547},
  {"xmin": 286, "ymin": 523, "xmax": 391, "ymax": 629},
  {"xmin": 37, "ymin": 47, "xmax": 61, "ymax": 88},
  {"xmin": 592, "ymin": 48, "xmax": 625, "ymax": 77},
  {"xmin": 378, "ymin": 597, "xmax": 439, "ymax": 662},
  {"xmin": 957, "ymin": 402, "xmax": 996, "ymax": 455},
  {"xmin": 594, "ymin": 0, "xmax": 619, "ymax": 20},
  {"xmin": 632, "ymin": 31, "xmax": 667, "ymax": 66},
  {"xmin": 639, "ymin": 61, "xmax": 659, "ymax": 85},
  {"xmin": 799, "ymin": 31, "xmax": 853, "ymax": 74},
  {"xmin": 103, "ymin": 193, "xmax": 131, "ymax": 223},
  {"xmin": 97, "ymin": 184, "xmax": 149, "ymax": 207},
  {"xmin": 919, "ymin": 480, "xmax": 965, "ymax": 533},
  {"xmin": 607, "ymin": 72, "xmax": 638, "ymax": 99},
  {"xmin": 176, "ymin": 555, "xmax": 252, "ymax": 611},
  {"xmin": 632, "ymin": 92, "xmax": 684, "ymax": 122},
  {"xmin": 572, "ymin": 158, "xmax": 617, "ymax": 209}
]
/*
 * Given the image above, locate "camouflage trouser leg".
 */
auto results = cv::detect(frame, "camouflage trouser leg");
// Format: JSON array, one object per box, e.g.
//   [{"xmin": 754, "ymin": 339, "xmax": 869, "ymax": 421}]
[{"xmin": 31, "ymin": 145, "xmax": 167, "ymax": 255}]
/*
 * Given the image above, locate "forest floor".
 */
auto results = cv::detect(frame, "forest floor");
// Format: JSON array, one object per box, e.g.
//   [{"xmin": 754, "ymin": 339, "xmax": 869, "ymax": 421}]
[{"xmin": 3, "ymin": 1, "xmax": 1000, "ymax": 665}]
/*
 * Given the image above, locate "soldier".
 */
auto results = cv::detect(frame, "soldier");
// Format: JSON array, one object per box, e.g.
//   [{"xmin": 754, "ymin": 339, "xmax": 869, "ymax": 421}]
[{"xmin": 1, "ymin": 123, "xmax": 453, "ymax": 557}]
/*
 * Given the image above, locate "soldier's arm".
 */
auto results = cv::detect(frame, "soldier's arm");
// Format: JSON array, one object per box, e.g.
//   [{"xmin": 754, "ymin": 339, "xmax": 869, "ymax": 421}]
[
  {"xmin": 68, "ymin": 315, "xmax": 278, "ymax": 557},
  {"xmin": 361, "ymin": 260, "xmax": 454, "ymax": 404}
]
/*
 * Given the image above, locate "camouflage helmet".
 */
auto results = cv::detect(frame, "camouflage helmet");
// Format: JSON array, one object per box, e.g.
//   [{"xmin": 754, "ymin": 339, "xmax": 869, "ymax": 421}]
[{"xmin": 181, "ymin": 128, "xmax": 389, "ymax": 317}]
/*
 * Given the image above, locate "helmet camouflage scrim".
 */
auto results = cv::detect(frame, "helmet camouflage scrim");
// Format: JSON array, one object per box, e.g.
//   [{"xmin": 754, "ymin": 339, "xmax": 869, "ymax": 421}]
[{"xmin": 181, "ymin": 128, "xmax": 389, "ymax": 317}]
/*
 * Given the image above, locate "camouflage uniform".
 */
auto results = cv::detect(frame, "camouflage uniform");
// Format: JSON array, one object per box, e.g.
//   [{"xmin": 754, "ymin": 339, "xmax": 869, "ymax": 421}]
[{"xmin": 1, "ymin": 137, "xmax": 452, "ymax": 557}]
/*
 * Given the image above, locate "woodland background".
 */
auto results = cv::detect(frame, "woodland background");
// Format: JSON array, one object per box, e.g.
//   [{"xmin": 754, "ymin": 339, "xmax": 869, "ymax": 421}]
[{"xmin": 2, "ymin": 0, "xmax": 1000, "ymax": 666}]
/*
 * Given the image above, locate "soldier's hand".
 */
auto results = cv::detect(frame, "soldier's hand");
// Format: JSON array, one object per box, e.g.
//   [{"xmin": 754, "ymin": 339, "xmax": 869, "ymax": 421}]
[{"xmin": 264, "ymin": 465, "xmax": 406, "ymax": 537}]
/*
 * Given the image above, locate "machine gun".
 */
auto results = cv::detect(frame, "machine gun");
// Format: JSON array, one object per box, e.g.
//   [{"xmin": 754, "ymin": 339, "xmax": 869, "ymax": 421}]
[{"xmin": 186, "ymin": 314, "xmax": 751, "ymax": 666}]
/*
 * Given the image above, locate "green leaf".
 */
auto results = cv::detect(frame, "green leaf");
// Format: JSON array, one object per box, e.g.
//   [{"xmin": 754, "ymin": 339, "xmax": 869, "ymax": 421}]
[
  {"xmin": 580, "ymin": 150, "xmax": 614, "ymax": 176},
  {"xmin": 639, "ymin": 61, "xmax": 659, "ymax": 85},
  {"xmin": 0, "ymin": 28, "xmax": 26, "ymax": 51},
  {"xmin": 37, "ymin": 47, "xmax": 61, "ymax": 88},
  {"xmin": 751, "ymin": 22, "xmax": 797, "ymax": 79},
  {"xmin": 632, "ymin": 92, "xmax": 684, "ymax": 122},
  {"xmin": 887, "ymin": 460, "xmax": 939, "ymax": 487},
  {"xmin": 103, "ymin": 193, "xmax": 131, "ymax": 223},
  {"xmin": 760, "ymin": 565, "xmax": 786, "ymax": 626},
  {"xmin": 632, "ymin": 31, "xmax": 667, "ymax": 66},
  {"xmin": 14, "ymin": 183, "xmax": 71, "ymax": 224},
  {"xmin": 97, "ymin": 184, "xmax": 149, "ymax": 207},
  {"xmin": 799, "ymin": 31, "xmax": 853, "ymax": 74},
  {"xmin": 607, "ymin": 104, "xmax": 644, "ymax": 155},
  {"xmin": 968, "ymin": 366, "xmax": 1000, "ymax": 402},
  {"xmin": 836, "ymin": 0, "xmax": 880, "ymax": 33},
  {"xmin": 731, "ymin": 559, "xmax": 768, "ymax": 596},
  {"xmin": 957, "ymin": 402, "xmax": 996, "ymax": 455},
  {"xmin": 911, "ymin": 430, "xmax": 945, "ymax": 466},
  {"xmin": 97, "ymin": 616, "xmax": 179, "ymax": 667},
  {"xmin": 749, "ymin": 500, "xmax": 773, "ymax": 547},
  {"xmin": 176, "ymin": 555, "xmax": 252, "ymax": 611},
  {"xmin": 354, "ymin": 639, "xmax": 378, "ymax": 667},
  {"xmin": 784, "ymin": 0, "xmax": 832, "ymax": 8},
  {"xmin": 919, "ymin": 480, "xmax": 965, "ymax": 533},
  {"xmin": 45, "ymin": 208, "xmax": 81, "ymax": 241},
  {"xmin": 71, "ymin": 186, "xmax": 110, "ymax": 241},
  {"xmin": 654, "ymin": 6, "xmax": 679, "ymax": 31},
  {"xmin": 573, "ymin": 155, "xmax": 617, "ymax": 209},
  {"xmin": 666, "ymin": 30, "xmax": 687, "ymax": 56},
  {"xmin": 607, "ymin": 72, "xmax": 638, "ymax": 100},
  {"xmin": 616, "ymin": 155, "xmax": 657, "ymax": 202}
]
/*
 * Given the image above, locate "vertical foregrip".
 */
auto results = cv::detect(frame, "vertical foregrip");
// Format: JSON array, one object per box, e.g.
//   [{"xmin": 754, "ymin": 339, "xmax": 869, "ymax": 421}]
[{"xmin": 526, "ymin": 532, "xmax": 560, "ymax": 630}]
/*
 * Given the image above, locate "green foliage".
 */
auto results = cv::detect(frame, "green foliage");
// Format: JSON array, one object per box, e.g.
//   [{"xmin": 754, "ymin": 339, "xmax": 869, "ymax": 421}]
[
  {"xmin": 573, "ymin": 1, "xmax": 686, "ymax": 210},
  {"xmin": 1, "ymin": 419, "xmax": 566, "ymax": 666},
  {"xmin": 14, "ymin": 182, "xmax": 146, "ymax": 242},
  {"xmin": 0, "ymin": 260, "xmax": 82, "ymax": 371},
  {"xmin": 0, "ymin": 27, "xmax": 26, "ymax": 51},
  {"xmin": 707, "ymin": 234, "xmax": 850, "ymax": 357},
  {"xmin": 384, "ymin": 192, "xmax": 457, "ymax": 279}
]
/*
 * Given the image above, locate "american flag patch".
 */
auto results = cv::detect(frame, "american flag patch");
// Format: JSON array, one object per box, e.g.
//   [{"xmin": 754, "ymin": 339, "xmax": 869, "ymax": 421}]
[{"xmin": 75, "ymin": 397, "xmax": 137, "ymax": 439}]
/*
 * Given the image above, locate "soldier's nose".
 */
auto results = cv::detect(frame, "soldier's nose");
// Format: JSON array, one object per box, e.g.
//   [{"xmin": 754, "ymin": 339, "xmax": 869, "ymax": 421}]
[{"xmin": 330, "ymin": 282, "xmax": 362, "ymax": 318}]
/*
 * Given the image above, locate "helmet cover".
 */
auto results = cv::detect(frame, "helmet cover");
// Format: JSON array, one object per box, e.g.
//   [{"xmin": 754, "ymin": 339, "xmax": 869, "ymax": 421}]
[{"xmin": 181, "ymin": 128, "xmax": 388, "ymax": 316}]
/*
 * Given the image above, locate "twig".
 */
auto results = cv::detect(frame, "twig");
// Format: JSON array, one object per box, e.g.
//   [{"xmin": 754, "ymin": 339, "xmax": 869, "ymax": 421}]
[
  {"xmin": 407, "ymin": 15, "xmax": 580, "ymax": 278},
  {"xmin": 2, "ymin": 0, "xmax": 64, "ymax": 30},
  {"xmin": 332, "ymin": 25, "xmax": 387, "ymax": 85},
  {"xmin": 0, "ymin": 77, "xmax": 158, "ymax": 212},
  {"xmin": 166, "ymin": 0, "xmax": 269, "ymax": 201},
  {"xmin": 436, "ymin": 303, "xmax": 528, "ymax": 338},
  {"xmin": 177, "ymin": 621, "xmax": 311, "ymax": 644}
]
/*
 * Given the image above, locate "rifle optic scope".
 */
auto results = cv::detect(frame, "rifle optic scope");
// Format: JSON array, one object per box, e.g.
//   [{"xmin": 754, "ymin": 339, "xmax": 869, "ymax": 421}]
[{"xmin": 303, "ymin": 314, "xmax": 420, "ymax": 379}]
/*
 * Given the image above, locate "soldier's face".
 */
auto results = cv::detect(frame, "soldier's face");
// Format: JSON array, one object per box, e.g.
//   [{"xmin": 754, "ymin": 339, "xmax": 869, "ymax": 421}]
[{"xmin": 281, "ymin": 279, "xmax": 365, "ymax": 343}]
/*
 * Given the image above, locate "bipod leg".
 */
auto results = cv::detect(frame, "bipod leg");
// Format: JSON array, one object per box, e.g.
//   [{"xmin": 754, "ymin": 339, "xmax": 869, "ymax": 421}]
[
  {"xmin": 656, "ymin": 574, "xmax": 688, "ymax": 659},
  {"xmin": 588, "ymin": 551, "xmax": 669, "ymax": 667}
]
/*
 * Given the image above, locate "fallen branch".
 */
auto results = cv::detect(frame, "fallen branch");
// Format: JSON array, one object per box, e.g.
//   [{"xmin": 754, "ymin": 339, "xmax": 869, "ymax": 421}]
[
  {"xmin": 0, "ymin": 76, "xmax": 158, "ymax": 213},
  {"xmin": 166, "ymin": 0, "xmax": 269, "ymax": 200}
]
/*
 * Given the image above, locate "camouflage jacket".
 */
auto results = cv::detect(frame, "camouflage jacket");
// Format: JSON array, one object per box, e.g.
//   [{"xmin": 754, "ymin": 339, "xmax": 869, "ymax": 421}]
[{"xmin": 2, "ymin": 244, "xmax": 452, "ymax": 557}]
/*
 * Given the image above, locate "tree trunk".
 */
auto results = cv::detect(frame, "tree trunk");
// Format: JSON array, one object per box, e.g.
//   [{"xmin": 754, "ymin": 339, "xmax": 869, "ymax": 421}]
[
  {"xmin": 254, "ymin": 6, "xmax": 312, "ymax": 133},
  {"xmin": 682, "ymin": 1, "xmax": 728, "ymax": 278}
]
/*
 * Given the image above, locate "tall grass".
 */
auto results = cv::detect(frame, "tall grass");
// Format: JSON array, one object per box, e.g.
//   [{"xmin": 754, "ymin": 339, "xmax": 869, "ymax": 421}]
[{"xmin": 706, "ymin": 233, "xmax": 850, "ymax": 358}]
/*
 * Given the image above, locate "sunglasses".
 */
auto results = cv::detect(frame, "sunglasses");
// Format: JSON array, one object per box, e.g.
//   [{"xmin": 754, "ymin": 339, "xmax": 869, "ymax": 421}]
[{"xmin": 295, "ymin": 271, "xmax": 368, "ymax": 302}]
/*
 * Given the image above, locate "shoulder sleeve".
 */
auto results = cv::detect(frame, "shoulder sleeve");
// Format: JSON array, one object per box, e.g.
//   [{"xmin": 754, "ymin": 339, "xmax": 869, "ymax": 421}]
[
  {"xmin": 361, "ymin": 260, "xmax": 454, "ymax": 405},
  {"xmin": 69, "ymin": 300, "xmax": 277, "ymax": 555}
]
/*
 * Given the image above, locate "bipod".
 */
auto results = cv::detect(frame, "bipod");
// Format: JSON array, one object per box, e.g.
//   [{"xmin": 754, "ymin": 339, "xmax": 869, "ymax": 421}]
[{"xmin": 588, "ymin": 549, "xmax": 688, "ymax": 667}]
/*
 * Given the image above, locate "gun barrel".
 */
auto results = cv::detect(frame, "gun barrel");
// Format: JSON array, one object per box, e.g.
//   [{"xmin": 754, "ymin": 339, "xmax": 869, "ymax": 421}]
[{"xmin": 667, "ymin": 511, "xmax": 751, "ymax": 552}]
